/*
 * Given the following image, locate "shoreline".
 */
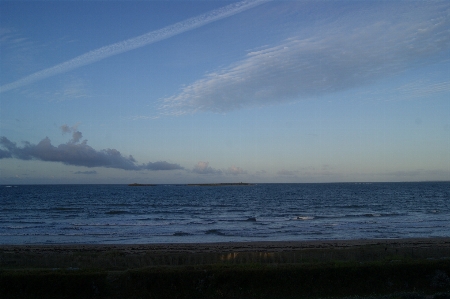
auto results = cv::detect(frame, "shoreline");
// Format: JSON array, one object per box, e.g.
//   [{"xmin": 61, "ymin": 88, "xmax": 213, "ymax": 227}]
[
  {"xmin": 2, "ymin": 237, "xmax": 450, "ymax": 251},
  {"xmin": 2, "ymin": 237, "xmax": 450, "ymax": 268}
]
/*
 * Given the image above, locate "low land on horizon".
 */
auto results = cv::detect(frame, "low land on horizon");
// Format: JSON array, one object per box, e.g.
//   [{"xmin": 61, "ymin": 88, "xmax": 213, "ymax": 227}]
[
  {"xmin": 128, "ymin": 182, "xmax": 253, "ymax": 186},
  {"xmin": 2, "ymin": 181, "xmax": 449, "ymax": 186}
]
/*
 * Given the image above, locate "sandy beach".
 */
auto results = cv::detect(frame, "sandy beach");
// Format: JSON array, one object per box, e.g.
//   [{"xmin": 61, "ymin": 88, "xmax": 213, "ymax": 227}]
[
  {"xmin": 2, "ymin": 237, "xmax": 450, "ymax": 269},
  {"xmin": 1, "ymin": 237, "xmax": 450, "ymax": 255}
]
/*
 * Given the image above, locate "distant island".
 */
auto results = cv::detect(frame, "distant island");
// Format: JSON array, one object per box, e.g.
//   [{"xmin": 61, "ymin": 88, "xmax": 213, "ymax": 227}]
[
  {"xmin": 128, "ymin": 183, "xmax": 252, "ymax": 187},
  {"xmin": 187, "ymin": 183, "xmax": 253, "ymax": 186}
]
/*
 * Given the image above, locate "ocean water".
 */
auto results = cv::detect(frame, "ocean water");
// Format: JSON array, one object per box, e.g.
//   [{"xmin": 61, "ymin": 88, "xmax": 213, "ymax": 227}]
[{"xmin": 0, "ymin": 182, "xmax": 449, "ymax": 244}]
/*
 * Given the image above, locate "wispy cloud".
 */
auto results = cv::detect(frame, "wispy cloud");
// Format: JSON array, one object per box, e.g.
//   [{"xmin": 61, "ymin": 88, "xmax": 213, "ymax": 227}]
[
  {"xmin": 381, "ymin": 169, "xmax": 450, "ymax": 180},
  {"xmin": 0, "ymin": 27, "xmax": 42, "ymax": 76},
  {"xmin": 16, "ymin": 77, "xmax": 91, "ymax": 103},
  {"xmin": 277, "ymin": 170, "xmax": 298, "ymax": 176},
  {"xmin": 0, "ymin": 28, "xmax": 32, "ymax": 49},
  {"xmin": 0, "ymin": 125, "xmax": 183, "ymax": 171},
  {"xmin": 162, "ymin": 2, "xmax": 450, "ymax": 114},
  {"xmin": 395, "ymin": 80, "xmax": 450, "ymax": 99},
  {"xmin": 0, "ymin": 0, "xmax": 268, "ymax": 93},
  {"xmin": 192, "ymin": 161, "xmax": 222, "ymax": 175},
  {"xmin": 225, "ymin": 165, "xmax": 247, "ymax": 175},
  {"xmin": 191, "ymin": 162, "xmax": 247, "ymax": 175}
]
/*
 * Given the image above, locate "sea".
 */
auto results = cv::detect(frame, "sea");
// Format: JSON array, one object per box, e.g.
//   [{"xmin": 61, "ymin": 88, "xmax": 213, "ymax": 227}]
[{"xmin": 1, "ymin": 182, "xmax": 449, "ymax": 244}]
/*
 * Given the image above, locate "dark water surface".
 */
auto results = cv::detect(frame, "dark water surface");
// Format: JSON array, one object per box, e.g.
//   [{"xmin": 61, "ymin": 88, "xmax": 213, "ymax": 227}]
[{"xmin": 1, "ymin": 182, "xmax": 449, "ymax": 244}]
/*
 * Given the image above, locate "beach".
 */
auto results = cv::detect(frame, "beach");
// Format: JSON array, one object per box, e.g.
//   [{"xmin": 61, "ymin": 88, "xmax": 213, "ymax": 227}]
[
  {"xmin": 2, "ymin": 238, "xmax": 450, "ymax": 268},
  {"xmin": 1, "ymin": 238, "xmax": 450, "ymax": 298}
]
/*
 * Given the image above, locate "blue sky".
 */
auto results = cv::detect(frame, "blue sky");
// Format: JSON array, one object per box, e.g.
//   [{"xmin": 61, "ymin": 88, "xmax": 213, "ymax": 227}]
[{"xmin": 0, "ymin": 0, "xmax": 449, "ymax": 184}]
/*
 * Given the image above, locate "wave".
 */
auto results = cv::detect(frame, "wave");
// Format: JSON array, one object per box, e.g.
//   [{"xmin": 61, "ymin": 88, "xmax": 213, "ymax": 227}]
[
  {"xmin": 2, "ymin": 221, "xmax": 45, "ymax": 225},
  {"xmin": 344, "ymin": 212, "xmax": 405, "ymax": 218},
  {"xmin": 309, "ymin": 212, "xmax": 406, "ymax": 220},
  {"xmin": 110, "ymin": 203, "xmax": 132, "ymax": 207},
  {"xmin": 53, "ymin": 207, "xmax": 83, "ymax": 211},
  {"xmin": 336, "ymin": 204, "xmax": 369, "ymax": 209},
  {"xmin": 214, "ymin": 217, "xmax": 261, "ymax": 223},
  {"xmin": 188, "ymin": 220, "xmax": 217, "ymax": 225},
  {"xmin": 173, "ymin": 231, "xmax": 191, "ymax": 236},
  {"xmin": 205, "ymin": 229, "xmax": 228, "ymax": 236},
  {"xmin": 105, "ymin": 210, "xmax": 130, "ymax": 215},
  {"xmin": 5, "ymin": 225, "xmax": 43, "ymax": 229},
  {"xmin": 72, "ymin": 223, "xmax": 120, "ymax": 227}
]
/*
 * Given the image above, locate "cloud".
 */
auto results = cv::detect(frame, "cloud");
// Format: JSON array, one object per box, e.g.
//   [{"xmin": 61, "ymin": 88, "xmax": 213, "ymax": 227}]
[
  {"xmin": 277, "ymin": 170, "xmax": 298, "ymax": 176},
  {"xmin": 395, "ymin": 80, "xmax": 450, "ymax": 99},
  {"xmin": 0, "ymin": 0, "xmax": 268, "ymax": 93},
  {"xmin": 225, "ymin": 165, "xmax": 247, "ymax": 175},
  {"xmin": 142, "ymin": 161, "xmax": 185, "ymax": 171},
  {"xmin": 60, "ymin": 124, "xmax": 72, "ymax": 134},
  {"xmin": 191, "ymin": 162, "xmax": 246, "ymax": 175},
  {"xmin": 0, "ymin": 27, "xmax": 38, "ymax": 75},
  {"xmin": 74, "ymin": 170, "xmax": 97, "ymax": 175},
  {"xmin": 0, "ymin": 148, "xmax": 11, "ymax": 159},
  {"xmin": 162, "ymin": 2, "xmax": 450, "ymax": 114},
  {"xmin": 0, "ymin": 125, "xmax": 183, "ymax": 171},
  {"xmin": 60, "ymin": 124, "xmax": 83, "ymax": 143},
  {"xmin": 192, "ymin": 161, "xmax": 222, "ymax": 175}
]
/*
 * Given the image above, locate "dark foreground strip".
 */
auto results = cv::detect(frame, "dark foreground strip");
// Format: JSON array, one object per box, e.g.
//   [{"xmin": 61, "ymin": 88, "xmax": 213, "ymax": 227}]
[{"xmin": 1, "ymin": 259, "xmax": 450, "ymax": 299}]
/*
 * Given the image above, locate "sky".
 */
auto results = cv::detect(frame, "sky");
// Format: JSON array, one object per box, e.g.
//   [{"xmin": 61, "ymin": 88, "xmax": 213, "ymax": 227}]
[{"xmin": 0, "ymin": 0, "xmax": 449, "ymax": 184}]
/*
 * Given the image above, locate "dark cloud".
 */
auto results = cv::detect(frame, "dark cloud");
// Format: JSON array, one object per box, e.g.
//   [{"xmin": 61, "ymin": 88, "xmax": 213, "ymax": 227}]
[
  {"xmin": 71, "ymin": 131, "xmax": 83, "ymax": 143},
  {"xmin": 60, "ymin": 124, "xmax": 83, "ymax": 143},
  {"xmin": 74, "ymin": 170, "xmax": 97, "ymax": 175},
  {"xmin": 142, "ymin": 161, "xmax": 185, "ymax": 171},
  {"xmin": 0, "ymin": 126, "xmax": 183, "ymax": 171},
  {"xmin": 0, "ymin": 147, "xmax": 12, "ymax": 159}
]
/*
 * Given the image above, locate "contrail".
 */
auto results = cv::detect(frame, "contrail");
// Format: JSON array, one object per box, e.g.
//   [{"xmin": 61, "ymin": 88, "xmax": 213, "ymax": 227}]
[{"xmin": 0, "ymin": 0, "xmax": 269, "ymax": 93}]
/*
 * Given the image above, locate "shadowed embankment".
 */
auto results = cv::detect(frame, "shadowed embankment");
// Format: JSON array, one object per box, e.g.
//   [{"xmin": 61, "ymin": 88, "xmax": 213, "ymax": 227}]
[{"xmin": 1, "ymin": 238, "xmax": 450, "ymax": 298}]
